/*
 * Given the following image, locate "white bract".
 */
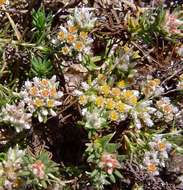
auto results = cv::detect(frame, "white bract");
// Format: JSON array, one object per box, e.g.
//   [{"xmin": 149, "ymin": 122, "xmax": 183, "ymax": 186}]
[
  {"xmin": 83, "ymin": 108, "xmax": 106, "ymax": 130},
  {"xmin": 69, "ymin": 7, "xmax": 97, "ymax": 30},
  {"xmin": 0, "ymin": 145, "xmax": 25, "ymax": 189},
  {"xmin": 130, "ymin": 100, "xmax": 156, "ymax": 129}
]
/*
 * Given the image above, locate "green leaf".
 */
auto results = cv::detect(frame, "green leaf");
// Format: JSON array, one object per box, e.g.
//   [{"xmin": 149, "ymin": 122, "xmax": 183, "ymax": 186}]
[
  {"xmin": 0, "ymin": 153, "xmax": 6, "ymax": 161},
  {"xmin": 114, "ymin": 170, "xmax": 123, "ymax": 178},
  {"xmin": 109, "ymin": 174, "xmax": 116, "ymax": 183},
  {"xmin": 97, "ymin": 133, "xmax": 115, "ymax": 148},
  {"xmin": 104, "ymin": 143, "xmax": 118, "ymax": 153},
  {"xmin": 31, "ymin": 56, "xmax": 53, "ymax": 77}
]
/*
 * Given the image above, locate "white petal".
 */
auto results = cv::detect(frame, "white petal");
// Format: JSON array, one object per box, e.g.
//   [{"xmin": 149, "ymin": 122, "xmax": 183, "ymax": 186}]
[{"xmin": 50, "ymin": 109, "xmax": 57, "ymax": 116}]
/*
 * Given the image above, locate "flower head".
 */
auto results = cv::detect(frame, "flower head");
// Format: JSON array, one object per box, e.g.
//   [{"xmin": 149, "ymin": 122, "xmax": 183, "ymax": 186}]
[
  {"xmin": 20, "ymin": 76, "xmax": 63, "ymax": 122},
  {"xmin": 156, "ymin": 97, "xmax": 178, "ymax": 122},
  {"xmin": 31, "ymin": 160, "xmax": 45, "ymax": 179},
  {"xmin": 149, "ymin": 136, "xmax": 171, "ymax": 160},
  {"xmin": 109, "ymin": 111, "xmax": 119, "ymax": 121},
  {"xmin": 0, "ymin": 102, "xmax": 32, "ymax": 133},
  {"xmin": 142, "ymin": 79, "xmax": 164, "ymax": 98},
  {"xmin": 100, "ymin": 84, "xmax": 110, "ymax": 96},
  {"xmin": 99, "ymin": 153, "xmax": 120, "ymax": 174},
  {"xmin": 143, "ymin": 151, "xmax": 159, "ymax": 176},
  {"xmin": 164, "ymin": 11, "xmax": 183, "ymax": 35}
]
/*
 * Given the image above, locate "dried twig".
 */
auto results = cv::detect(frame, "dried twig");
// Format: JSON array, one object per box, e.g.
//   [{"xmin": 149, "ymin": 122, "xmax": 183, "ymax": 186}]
[{"xmin": 2, "ymin": 5, "xmax": 22, "ymax": 40}]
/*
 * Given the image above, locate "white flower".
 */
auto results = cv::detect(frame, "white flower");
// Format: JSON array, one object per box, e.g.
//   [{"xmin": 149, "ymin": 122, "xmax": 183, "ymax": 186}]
[
  {"xmin": 81, "ymin": 82, "xmax": 90, "ymax": 91},
  {"xmin": 57, "ymin": 91, "xmax": 64, "ymax": 98},
  {"xmin": 149, "ymin": 136, "xmax": 171, "ymax": 160},
  {"xmin": 71, "ymin": 7, "xmax": 97, "ymax": 30},
  {"xmin": 7, "ymin": 145, "xmax": 25, "ymax": 163},
  {"xmin": 50, "ymin": 75, "xmax": 57, "ymax": 84},
  {"xmin": 73, "ymin": 89, "xmax": 83, "ymax": 96},
  {"xmin": 130, "ymin": 100, "xmax": 156, "ymax": 128},
  {"xmin": 81, "ymin": 108, "xmax": 87, "ymax": 116},
  {"xmin": 41, "ymin": 109, "xmax": 48, "ymax": 116},
  {"xmin": 50, "ymin": 109, "xmax": 57, "ymax": 117},
  {"xmin": 85, "ymin": 109, "xmax": 106, "ymax": 130},
  {"xmin": 156, "ymin": 97, "xmax": 178, "ymax": 122},
  {"xmin": 0, "ymin": 103, "xmax": 32, "ymax": 133},
  {"xmin": 143, "ymin": 151, "xmax": 159, "ymax": 176},
  {"xmin": 24, "ymin": 81, "xmax": 32, "ymax": 89},
  {"xmin": 38, "ymin": 114, "xmax": 44, "ymax": 123}
]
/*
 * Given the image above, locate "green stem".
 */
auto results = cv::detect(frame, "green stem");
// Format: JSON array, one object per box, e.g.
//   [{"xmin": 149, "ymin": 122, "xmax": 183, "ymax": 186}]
[{"xmin": 0, "ymin": 38, "xmax": 49, "ymax": 51}]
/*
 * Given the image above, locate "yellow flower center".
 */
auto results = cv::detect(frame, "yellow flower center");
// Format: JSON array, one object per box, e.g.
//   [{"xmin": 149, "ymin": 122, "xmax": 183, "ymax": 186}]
[
  {"xmin": 34, "ymin": 98, "xmax": 44, "ymax": 108},
  {"xmin": 117, "ymin": 80, "xmax": 126, "ymax": 88},
  {"xmin": 117, "ymin": 102, "xmax": 127, "ymax": 113},
  {"xmin": 62, "ymin": 46, "xmax": 70, "ymax": 55},
  {"xmin": 30, "ymin": 86, "xmax": 38, "ymax": 96},
  {"xmin": 74, "ymin": 41, "xmax": 84, "ymax": 51},
  {"xmin": 68, "ymin": 26, "xmax": 77, "ymax": 33},
  {"xmin": 50, "ymin": 87, "xmax": 57, "ymax": 97},
  {"xmin": 47, "ymin": 99, "xmax": 54, "ymax": 108},
  {"xmin": 79, "ymin": 95, "xmax": 87, "ymax": 105},
  {"xmin": 109, "ymin": 111, "xmax": 119, "ymax": 121},
  {"xmin": 66, "ymin": 34, "xmax": 75, "ymax": 43},
  {"xmin": 147, "ymin": 163, "xmax": 157, "ymax": 173},
  {"xmin": 41, "ymin": 89, "xmax": 49, "ymax": 97},
  {"xmin": 163, "ymin": 104, "xmax": 173, "ymax": 114},
  {"xmin": 128, "ymin": 95, "xmax": 138, "ymax": 105},
  {"xmin": 122, "ymin": 90, "xmax": 137, "ymax": 105},
  {"xmin": 122, "ymin": 90, "xmax": 133, "ymax": 98},
  {"xmin": 100, "ymin": 84, "xmax": 110, "ymax": 96},
  {"xmin": 106, "ymin": 99, "xmax": 115, "ymax": 110},
  {"xmin": 58, "ymin": 31, "xmax": 65, "ymax": 40},
  {"xmin": 0, "ymin": 0, "xmax": 6, "ymax": 5},
  {"xmin": 112, "ymin": 87, "xmax": 121, "ymax": 97},
  {"xmin": 95, "ymin": 96, "xmax": 105, "ymax": 107},
  {"xmin": 41, "ymin": 79, "xmax": 49, "ymax": 86},
  {"xmin": 79, "ymin": 31, "xmax": 88, "ymax": 39},
  {"xmin": 157, "ymin": 143, "xmax": 166, "ymax": 151}
]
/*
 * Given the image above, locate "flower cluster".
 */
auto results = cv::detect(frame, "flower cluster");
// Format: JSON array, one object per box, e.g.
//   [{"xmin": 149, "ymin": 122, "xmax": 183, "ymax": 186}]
[
  {"xmin": 143, "ymin": 136, "xmax": 172, "ymax": 176},
  {"xmin": 78, "ymin": 80, "xmax": 133, "ymax": 122},
  {"xmin": 142, "ymin": 78, "xmax": 164, "ymax": 98},
  {"xmin": 156, "ymin": 97, "xmax": 178, "ymax": 122},
  {"xmin": 0, "ymin": 102, "xmax": 32, "ymax": 133},
  {"xmin": 31, "ymin": 160, "xmax": 45, "ymax": 179},
  {"xmin": 57, "ymin": 8, "xmax": 95, "ymax": 60},
  {"xmin": 82, "ymin": 108, "xmax": 107, "ymax": 130},
  {"xmin": 99, "ymin": 153, "xmax": 121, "ymax": 175},
  {"xmin": 58, "ymin": 24, "xmax": 93, "ymax": 58},
  {"xmin": 130, "ymin": 100, "xmax": 157, "ymax": 129},
  {"xmin": 20, "ymin": 75, "xmax": 63, "ymax": 122},
  {"xmin": 85, "ymin": 133, "xmax": 122, "ymax": 189},
  {"xmin": 164, "ymin": 11, "xmax": 183, "ymax": 35},
  {"xmin": 68, "ymin": 7, "xmax": 97, "ymax": 30},
  {"xmin": 0, "ymin": 145, "xmax": 25, "ymax": 190},
  {"xmin": 0, "ymin": 146, "xmax": 60, "ymax": 190},
  {"xmin": 77, "ymin": 76, "xmax": 158, "ymax": 129},
  {"xmin": 112, "ymin": 46, "xmax": 140, "ymax": 79}
]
